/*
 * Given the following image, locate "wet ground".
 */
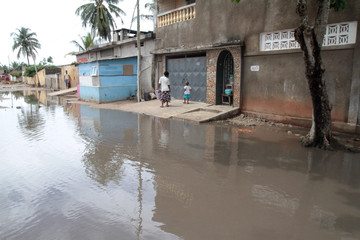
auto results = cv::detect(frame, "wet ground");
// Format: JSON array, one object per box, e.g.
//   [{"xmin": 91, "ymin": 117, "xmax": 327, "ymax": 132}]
[{"xmin": 1, "ymin": 90, "xmax": 360, "ymax": 240}]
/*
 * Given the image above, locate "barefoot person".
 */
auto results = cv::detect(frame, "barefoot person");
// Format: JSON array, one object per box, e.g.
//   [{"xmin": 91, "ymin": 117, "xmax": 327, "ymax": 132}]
[{"xmin": 158, "ymin": 71, "xmax": 171, "ymax": 108}]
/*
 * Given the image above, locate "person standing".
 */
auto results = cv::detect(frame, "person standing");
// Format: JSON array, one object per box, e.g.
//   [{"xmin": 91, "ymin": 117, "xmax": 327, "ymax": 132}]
[
  {"xmin": 64, "ymin": 70, "xmax": 71, "ymax": 89},
  {"xmin": 158, "ymin": 71, "xmax": 171, "ymax": 108},
  {"xmin": 183, "ymin": 81, "xmax": 191, "ymax": 104}
]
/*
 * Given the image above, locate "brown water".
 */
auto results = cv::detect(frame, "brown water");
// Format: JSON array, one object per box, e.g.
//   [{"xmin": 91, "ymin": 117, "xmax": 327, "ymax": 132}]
[{"xmin": 1, "ymin": 91, "xmax": 360, "ymax": 240}]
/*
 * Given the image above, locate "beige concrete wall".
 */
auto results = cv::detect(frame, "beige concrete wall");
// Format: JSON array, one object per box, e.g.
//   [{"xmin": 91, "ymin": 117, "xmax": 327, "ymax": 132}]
[
  {"xmin": 38, "ymin": 69, "xmax": 46, "ymax": 86},
  {"xmin": 24, "ymin": 76, "xmax": 35, "ymax": 85}
]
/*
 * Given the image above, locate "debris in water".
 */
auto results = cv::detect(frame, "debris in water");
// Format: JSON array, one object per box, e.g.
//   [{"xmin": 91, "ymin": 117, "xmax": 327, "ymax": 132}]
[{"xmin": 233, "ymin": 129, "xmax": 255, "ymax": 134}]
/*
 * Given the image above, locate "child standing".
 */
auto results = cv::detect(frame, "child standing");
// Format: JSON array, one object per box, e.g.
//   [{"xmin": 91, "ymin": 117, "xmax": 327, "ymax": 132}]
[{"xmin": 183, "ymin": 81, "xmax": 191, "ymax": 104}]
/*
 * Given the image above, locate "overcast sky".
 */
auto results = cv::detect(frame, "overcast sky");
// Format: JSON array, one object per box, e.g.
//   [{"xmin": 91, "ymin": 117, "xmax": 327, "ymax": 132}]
[{"xmin": 0, "ymin": 0, "xmax": 153, "ymax": 67}]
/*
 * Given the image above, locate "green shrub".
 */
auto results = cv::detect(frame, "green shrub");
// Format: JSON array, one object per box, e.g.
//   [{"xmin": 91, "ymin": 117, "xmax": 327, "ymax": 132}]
[
  {"xmin": 23, "ymin": 65, "xmax": 58, "ymax": 77},
  {"xmin": 10, "ymin": 71, "xmax": 22, "ymax": 78}
]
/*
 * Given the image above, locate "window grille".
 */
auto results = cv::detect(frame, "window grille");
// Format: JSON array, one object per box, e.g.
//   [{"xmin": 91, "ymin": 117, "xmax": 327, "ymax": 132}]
[
  {"xmin": 223, "ymin": 52, "xmax": 234, "ymax": 86},
  {"xmin": 260, "ymin": 21, "xmax": 357, "ymax": 51}
]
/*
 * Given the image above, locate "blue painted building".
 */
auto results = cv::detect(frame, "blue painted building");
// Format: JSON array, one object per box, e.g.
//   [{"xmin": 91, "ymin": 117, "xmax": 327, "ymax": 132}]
[
  {"xmin": 78, "ymin": 58, "xmax": 137, "ymax": 103},
  {"xmin": 76, "ymin": 29, "xmax": 155, "ymax": 103}
]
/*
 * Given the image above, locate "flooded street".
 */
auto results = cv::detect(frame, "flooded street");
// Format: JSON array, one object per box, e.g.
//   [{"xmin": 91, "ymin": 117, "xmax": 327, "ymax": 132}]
[{"xmin": 1, "ymin": 91, "xmax": 360, "ymax": 240}]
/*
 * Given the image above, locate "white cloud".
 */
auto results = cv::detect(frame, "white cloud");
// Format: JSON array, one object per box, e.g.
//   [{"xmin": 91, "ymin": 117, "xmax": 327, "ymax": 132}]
[{"xmin": 0, "ymin": 0, "xmax": 154, "ymax": 66}]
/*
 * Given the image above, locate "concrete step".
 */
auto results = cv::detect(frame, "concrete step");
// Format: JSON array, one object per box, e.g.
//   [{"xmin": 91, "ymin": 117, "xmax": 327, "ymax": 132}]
[{"xmin": 48, "ymin": 87, "xmax": 77, "ymax": 96}]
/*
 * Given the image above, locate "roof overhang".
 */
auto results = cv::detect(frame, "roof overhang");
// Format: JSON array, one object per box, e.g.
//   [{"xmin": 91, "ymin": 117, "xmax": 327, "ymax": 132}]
[
  {"xmin": 151, "ymin": 40, "xmax": 243, "ymax": 55},
  {"xmin": 74, "ymin": 34, "xmax": 154, "ymax": 57}
]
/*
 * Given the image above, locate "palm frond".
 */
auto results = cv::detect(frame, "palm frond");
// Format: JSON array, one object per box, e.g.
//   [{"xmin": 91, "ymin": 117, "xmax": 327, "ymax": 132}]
[
  {"xmin": 76, "ymin": 0, "xmax": 125, "ymax": 41},
  {"xmin": 11, "ymin": 27, "xmax": 40, "ymax": 64}
]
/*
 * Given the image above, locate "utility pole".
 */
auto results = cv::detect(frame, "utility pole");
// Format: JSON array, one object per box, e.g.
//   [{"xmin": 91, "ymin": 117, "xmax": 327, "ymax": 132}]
[
  {"xmin": 8, "ymin": 55, "xmax": 11, "ymax": 74},
  {"xmin": 136, "ymin": 0, "xmax": 141, "ymax": 102}
]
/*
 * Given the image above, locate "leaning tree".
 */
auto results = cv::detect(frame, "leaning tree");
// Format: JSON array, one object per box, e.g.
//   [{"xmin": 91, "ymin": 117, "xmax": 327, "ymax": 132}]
[
  {"xmin": 232, "ymin": 0, "xmax": 347, "ymax": 150},
  {"xmin": 11, "ymin": 27, "xmax": 41, "ymax": 87}
]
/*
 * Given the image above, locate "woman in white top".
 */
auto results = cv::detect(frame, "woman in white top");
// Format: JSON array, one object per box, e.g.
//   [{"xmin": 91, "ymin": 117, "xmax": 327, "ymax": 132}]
[{"xmin": 158, "ymin": 71, "xmax": 171, "ymax": 107}]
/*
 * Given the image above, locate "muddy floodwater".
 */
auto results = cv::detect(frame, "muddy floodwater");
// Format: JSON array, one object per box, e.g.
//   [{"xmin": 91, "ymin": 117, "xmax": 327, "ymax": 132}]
[{"xmin": 1, "ymin": 91, "xmax": 360, "ymax": 240}]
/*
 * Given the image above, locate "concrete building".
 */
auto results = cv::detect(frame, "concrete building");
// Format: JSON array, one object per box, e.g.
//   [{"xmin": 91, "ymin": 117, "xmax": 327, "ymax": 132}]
[
  {"xmin": 75, "ymin": 29, "xmax": 155, "ymax": 103},
  {"xmin": 37, "ymin": 67, "xmax": 62, "ymax": 89},
  {"xmin": 153, "ymin": 0, "xmax": 360, "ymax": 130}
]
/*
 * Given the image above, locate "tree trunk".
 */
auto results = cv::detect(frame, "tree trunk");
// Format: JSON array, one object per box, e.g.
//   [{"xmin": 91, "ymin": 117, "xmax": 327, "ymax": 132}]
[
  {"xmin": 295, "ymin": 0, "xmax": 336, "ymax": 150},
  {"xmin": 32, "ymin": 56, "xmax": 40, "ymax": 88}
]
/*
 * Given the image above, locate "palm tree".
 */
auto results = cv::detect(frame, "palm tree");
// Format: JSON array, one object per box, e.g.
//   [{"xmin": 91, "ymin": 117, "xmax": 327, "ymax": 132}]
[
  {"xmin": 67, "ymin": 33, "xmax": 98, "ymax": 55},
  {"xmin": 75, "ymin": 0, "xmax": 126, "ymax": 41},
  {"xmin": 11, "ymin": 27, "xmax": 41, "ymax": 65},
  {"xmin": 11, "ymin": 27, "xmax": 41, "ymax": 86}
]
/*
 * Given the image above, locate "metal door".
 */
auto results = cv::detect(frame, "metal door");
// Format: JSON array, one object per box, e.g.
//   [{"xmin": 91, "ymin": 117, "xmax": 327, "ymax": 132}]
[{"xmin": 167, "ymin": 56, "xmax": 207, "ymax": 102}]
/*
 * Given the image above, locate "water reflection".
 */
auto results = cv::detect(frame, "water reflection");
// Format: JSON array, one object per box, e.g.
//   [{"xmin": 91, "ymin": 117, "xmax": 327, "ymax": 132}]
[
  {"xmin": 17, "ymin": 93, "xmax": 45, "ymax": 141},
  {"xmin": 1, "ymin": 91, "xmax": 360, "ymax": 240},
  {"xmin": 79, "ymin": 105, "xmax": 138, "ymax": 186}
]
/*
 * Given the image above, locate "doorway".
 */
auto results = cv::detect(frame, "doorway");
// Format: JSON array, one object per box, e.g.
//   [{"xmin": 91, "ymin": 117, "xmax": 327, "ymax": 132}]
[{"xmin": 216, "ymin": 50, "xmax": 234, "ymax": 105}]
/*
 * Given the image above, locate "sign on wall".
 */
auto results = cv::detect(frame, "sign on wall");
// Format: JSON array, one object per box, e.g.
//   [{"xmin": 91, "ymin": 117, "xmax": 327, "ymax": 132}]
[{"xmin": 250, "ymin": 65, "xmax": 260, "ymax": 71}]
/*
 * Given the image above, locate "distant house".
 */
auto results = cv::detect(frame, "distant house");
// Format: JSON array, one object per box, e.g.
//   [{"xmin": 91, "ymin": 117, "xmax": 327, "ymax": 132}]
[
  {"xmin": 37, "ymin": 67, "xmax": 61, "ymax": 89},
  {"xmin": 9, "ymin": 70, "xmax": 21, "ymax": 82},
  {"xmin": 75, "ymin": 29, "xmax": 155, "ymax": 103}
]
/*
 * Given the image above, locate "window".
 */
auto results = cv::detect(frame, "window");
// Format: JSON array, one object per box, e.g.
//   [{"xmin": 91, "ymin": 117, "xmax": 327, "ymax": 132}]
[{"xmin": 91, "ymin": 66, "xmax": 98, "ymax": 76}]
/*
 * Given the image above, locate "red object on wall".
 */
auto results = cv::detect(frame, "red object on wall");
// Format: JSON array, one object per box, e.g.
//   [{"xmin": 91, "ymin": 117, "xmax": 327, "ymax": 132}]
[{"xmin": 77, "ymin": 57, "xmax": 88, "ymax": 63}]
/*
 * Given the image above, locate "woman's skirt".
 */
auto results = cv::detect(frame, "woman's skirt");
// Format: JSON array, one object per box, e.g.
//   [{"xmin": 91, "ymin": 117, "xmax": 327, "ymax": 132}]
[{"xmin": 160, "ymin": 91, "xmax": 171, "ymax": 102}]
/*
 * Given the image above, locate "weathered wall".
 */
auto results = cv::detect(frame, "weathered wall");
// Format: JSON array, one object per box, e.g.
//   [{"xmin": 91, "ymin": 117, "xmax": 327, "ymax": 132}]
[
  {"xmin": 348, "ymin": 25, "xmax": 360, "ymax": 125},
  {"xmin": 45, "ymin": 74, "xmax": 59, "ymax": 89},
  {"xmin": 158, "ymin": 0, "xmax": 188, "ymax": 14},
  {"xmin": 24, "ymin": 76, "xmax": 35, "ymax": 85},
  {"xmin": 140, "ymin": 40, "xmax": 156, "ymax": 92},
  {"xmin": 38, "ymin": 69, "xmax": 46, "ymax": 86},
  {"xmin": 241, "ymin": 49, "xmax": 353, "ymax": 122}
]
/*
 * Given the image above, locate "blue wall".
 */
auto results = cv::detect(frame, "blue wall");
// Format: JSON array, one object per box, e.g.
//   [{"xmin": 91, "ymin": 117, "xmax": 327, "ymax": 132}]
[
  {"xmin": 78, "ymin": 62, "xmax": 98, "ymax": 76},
  {"xmin": 79, "ymin": 104, "xmax": 138, "ymax": 142},
  {"xmin": 79, "ymin": 57, "xmax": 137, "ymax": 103},
  {"xmin": 80, "ymin": 86, "xmax": 100, "ymax": 102}
]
